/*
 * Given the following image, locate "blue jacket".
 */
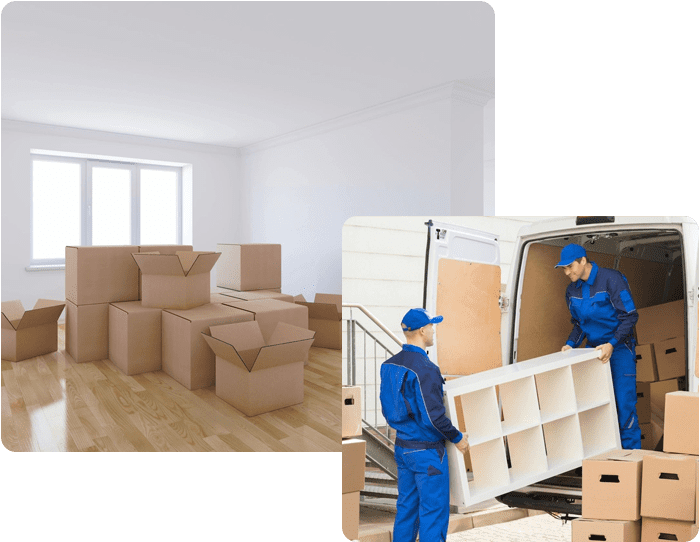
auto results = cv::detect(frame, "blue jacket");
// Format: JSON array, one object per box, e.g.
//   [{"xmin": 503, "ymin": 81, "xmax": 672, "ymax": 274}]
[
  {"xmin": 379, "ymin": 344, "xmax": 463, "ymax": 444},
  {"xmin": 565, "ymin": 262, "xmax": 638, "ymax": 349}
]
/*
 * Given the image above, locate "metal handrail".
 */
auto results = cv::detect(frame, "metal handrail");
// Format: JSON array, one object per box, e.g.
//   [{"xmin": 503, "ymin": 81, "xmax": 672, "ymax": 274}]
[{"xmin": 342, "ymin": 303, "xmax": 403, "ymax": 346}]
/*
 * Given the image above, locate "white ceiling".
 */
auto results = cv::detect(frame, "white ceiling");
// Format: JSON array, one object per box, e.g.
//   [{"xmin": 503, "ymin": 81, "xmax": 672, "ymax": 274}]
[{"xmin": 1, "ymin": 2, "xmax": 494, "ymax": 148}]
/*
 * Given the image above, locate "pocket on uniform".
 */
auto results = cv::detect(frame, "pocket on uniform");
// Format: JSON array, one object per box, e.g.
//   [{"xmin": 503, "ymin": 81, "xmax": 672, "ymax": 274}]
[{"xmin": 427, "ymin": 465, "xmax": 442, "ymax": 476}]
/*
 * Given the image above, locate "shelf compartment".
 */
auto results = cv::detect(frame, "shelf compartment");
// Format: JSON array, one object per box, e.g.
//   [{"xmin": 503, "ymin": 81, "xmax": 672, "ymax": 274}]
[
  {"xmin": 500, "ymin": 375, "xmax": 541, "ymax": 432},
  {"xmin": 542, "ymin": 414, "xmax": 583, "ymax": 467},
  {"xmin": 579, "ymin": 403, "xmax": 618, "ymax": 458},
  {"xmin": 572, "ymin": 358, "xmax": 610, "ymax": 408},
  {"xmin": 457, "ymin": 386, "xmax": 502, "ymax": 444},
  {"xmin": 468, "ymin": 437, "xmax": 509, "ymax": 495},
  {"xmin": 577, "ymin": 398, "xmax": 611, "ymax": 413},
  {"xmin": 535, "ymin": 366, "xmax": 577, "ymax": 421},
  {"xmin": 506, "ymin": 426, "xmax": 548, "ymax": 481}
]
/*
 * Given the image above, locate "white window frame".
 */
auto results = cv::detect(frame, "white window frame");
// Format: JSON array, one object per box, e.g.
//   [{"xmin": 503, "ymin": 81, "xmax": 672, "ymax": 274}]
[{"xmin": 29, "ymin": 153, "xmax": 183, "ymax": 269}]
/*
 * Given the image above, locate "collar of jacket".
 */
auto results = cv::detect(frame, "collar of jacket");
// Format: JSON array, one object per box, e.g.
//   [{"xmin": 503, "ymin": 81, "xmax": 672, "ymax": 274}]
[
  {"xmin": 402, "ymin": 344, "xmax": 427, "ymax": 356},
  {"xmin": 576, "ymin": 261, "xmax": 599, "ymax": 289}
]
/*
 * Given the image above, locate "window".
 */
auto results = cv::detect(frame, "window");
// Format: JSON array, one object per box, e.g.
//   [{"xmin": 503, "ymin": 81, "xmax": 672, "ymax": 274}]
[{"xmin": 30, "ymin": 153, "xmax": 183, "ymax": 267}]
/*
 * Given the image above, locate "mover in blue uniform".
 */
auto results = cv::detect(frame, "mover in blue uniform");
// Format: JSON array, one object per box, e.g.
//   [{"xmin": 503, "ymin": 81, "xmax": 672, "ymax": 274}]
[
  {"xmin": 556, "ymin": 243, "xmax": 641, "ymax": 449},
  {"xmin": 380, "ymin": 308, "xmax": 469, "ymax": 542}
]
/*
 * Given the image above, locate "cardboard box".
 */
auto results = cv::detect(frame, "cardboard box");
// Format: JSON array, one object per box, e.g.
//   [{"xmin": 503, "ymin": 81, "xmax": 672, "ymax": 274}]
[
  {"xmin": 636, "ymin": 344, "xmax": 659, "ymax": 383},
  {"xmin": 296, "ymin": 293, "xmax": 342, "ymax": 350},
  {"xmin": 161, "ymin": 303, "xmax": 253, "ymax": 390},
  {"xmin": 342, "ymin": 491, "xmax": 360, "ymax": 541},
  {"xmin": 583, "ymin": 449, "xmax": 664, "ymax": 521},
  {"xmin": 636, "ymin": 300, "xmax": 685, "ymax": 345},
  {"xmin": 342, "ymin": 439, "xmax": 366, "ymax": 494},
  {"xmin": 342, "ymin": 386, "xmax": 362, "ymax": 439},
  {"xmin": 65, "ymin": 300, "xmax": 110, "ymax": 363},
  {"xmin": 664, "ymin": 392, "xmax": 699, "ymax": 456},
  {"xmin": 641, "ymin": 453, "xmax": 698, "ymax": 521},
  {"xmin": 640, "ymin": 423, "xmax": 659, "ymax": 451},
  {"xmin": 202, "ymin": 321, "xmax": 314, "ymax": 416},
  {"xmin": 637, "ymin": 382, "xmax": 652, "ymax": 424},
  {"xmin": 216, "ymin": 243, "xmax": 281, "ymax": 291},
  {"xmin": 572, "ymin": 519, "xmax": 641, "ymax": 542},
  {"xmin": 133, "ymin": 251, "xmax": 220, "ymax": 310},
  {"xmin": 1, "ymin": 300, "xmax": 65, "ymax": 361},
  {"xmin": 212, "ymin": 289, "xmax": 293, "ymax": 303},
  {"xmin": 655, "ymin": 337, "xmax": 687, "ymax": 381},
  {"xmin": 641, "ymin": 518, "xmax": 698, "ymax": 542},
  {"xmin": 138, "ymin": 245, "xmax": 193, "ymax": 297},
  {"xmin": 650, "ymin": 379, "xmax": 681, "ymax": 417},
  {"xmin": 108, "ymin": 301, "xmax": 161, "ymax": 376},
  {"xmin": 66, "ymin": 246, "xmax": 140, "ymax": 305}
]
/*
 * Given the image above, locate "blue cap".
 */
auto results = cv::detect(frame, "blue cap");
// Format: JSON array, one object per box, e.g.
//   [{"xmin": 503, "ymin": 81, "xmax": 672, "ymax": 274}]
[
  {"xmin": 555, "ymin": 243, "xmax": 587, "ymax": 268},
  {"xmin": 401, "ymin": 308, "xmax": 443, "ymax": 332}
]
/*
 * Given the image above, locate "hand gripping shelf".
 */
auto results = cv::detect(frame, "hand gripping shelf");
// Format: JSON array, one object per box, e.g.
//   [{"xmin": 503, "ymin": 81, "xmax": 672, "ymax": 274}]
[{"xmin": 443, "ymin": 348, "xmax": 621, "ymax": 508}]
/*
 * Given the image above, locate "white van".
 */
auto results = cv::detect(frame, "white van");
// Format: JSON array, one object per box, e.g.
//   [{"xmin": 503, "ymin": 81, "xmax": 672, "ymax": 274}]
[{"xmin": 423, "ymin": 216, "xmax": 698, "ymax": 515}]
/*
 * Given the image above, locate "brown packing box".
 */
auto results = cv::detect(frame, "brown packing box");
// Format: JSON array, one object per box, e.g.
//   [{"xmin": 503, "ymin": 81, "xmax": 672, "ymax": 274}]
[
  {"xmin": 640, "ymin": 423, "xmax": 659, "ymax": 451},
  {"xmin": 641, "ymin": 518, "xmax": 698, "ymax": 542},
  {"xmin": 216, "ymin": 243, "xmax": 281, "ymax": 291},
  {"xmin": 636, "ymin": 300, "xmax": 685, "ymax": 345},
  {"xmin": 655, "ymin": 336, "xmax": 687, "ymax": 381},
  {"xmin": 637, "ymin": 382, "xmax": 652, "ymax": 424},
  {"xmin": 210, "ymin": 293, "xmax": 237, "ymax": 304},
  {"xmin": 571, "ymin": 519, "xmax": 641, "ymax": 542},
  {"xmin": 636, "ymin": 344, "xmax": 659, "ymax": 383},
  {"xmin": 65, "ymin": 300, "xmax": 110, "ymax": 363},
  {"xmin": 296, "ymin": 293, "xmax": 342, "ymax": 350},
  {"xmin": 1, "ymin": 300, "xmax": 65, "ymax": 361},
  {"xmin": 640, "ymin": 453, "xmax": 698, "ymax": 521},
  {"xmin": 161, "ymin": 303, "xmax": 253, "ymax": 390},
  {"xmin": 342, "ymin": 439, "xmax": 366, "ymax": 494},
  {"xmin": 342, "ymin": 492, "xmax": 360, "ymax": 541},
  {"xmin": 583, "ymin": 449, "xmax": 665, "ymax": 521},
  {"xmin": 342, "ymin": 386, "xmax": 362, "ymax": 439},
  {"xmin": 66, "ymin": 246, "xmax": 140, "ymax": 305},
  {"xmin": 202, "ymin": 321, "xmax": 314, "ymax": 416},
  {"xmin": 211, "ymin": 289, "xmax": 294, "ymax": 303},
  {"xmin": 133, "ymin": 251, "xmax": 220, "ymax": 310},
  {"xmin": 137, "ymin": 245, "xmax": 193, "ymax": 297},
  {"xmin": 108, "ymin": 301, "xmax": 162, "ymax": 376},
  {"xmin": 650, "ymin": 378, "xmax": 681, "ymax": 417},
  {"xmin": 664, "ymin": 391, "xmax": 699, "ymax": 456}
]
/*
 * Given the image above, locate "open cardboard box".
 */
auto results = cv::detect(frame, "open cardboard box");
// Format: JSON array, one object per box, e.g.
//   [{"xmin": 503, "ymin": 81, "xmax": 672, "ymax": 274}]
[
  {"xmin": 216, "ymin": 243, "xmax": 281, "ymax": 291},
  {"xmin": 1, "ymin": 299, "xmax": 65, "ymax": 361},
  {"xmin": 294, "ymin": 293, "xmax": 342, "ymax": 350},
  {"xmin": 202, "ymin": 321, "xmax": 314, "ymax": 416},
  {"xmin": 132, "ymin": 251, "xmax": 220, "ymax": 310}
]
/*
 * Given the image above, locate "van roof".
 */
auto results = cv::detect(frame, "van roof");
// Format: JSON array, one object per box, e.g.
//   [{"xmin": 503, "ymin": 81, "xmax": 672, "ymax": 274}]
[{"xmin": 517, "ymin": 216, "xmax": 695, "ymax": 239}]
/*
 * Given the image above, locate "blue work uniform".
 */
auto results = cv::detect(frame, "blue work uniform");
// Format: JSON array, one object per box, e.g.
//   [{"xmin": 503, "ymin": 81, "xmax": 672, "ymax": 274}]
[
  {"xmin": 380, "ymin": 344, "xmax": 463, "ymax": 542},
  {"xmin": 565, "ymin": 262, "xmax": 641, "ymax": 449}
]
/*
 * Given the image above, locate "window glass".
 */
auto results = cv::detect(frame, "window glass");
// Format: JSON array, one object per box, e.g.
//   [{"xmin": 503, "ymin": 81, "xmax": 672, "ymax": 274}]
[
  {"xmin": 91, "ymin": 166, "xmax": 131, "ymax": 245},
  {"xmin": 140, "ymin": 168, "xmax": 178, "ymax": 245}
]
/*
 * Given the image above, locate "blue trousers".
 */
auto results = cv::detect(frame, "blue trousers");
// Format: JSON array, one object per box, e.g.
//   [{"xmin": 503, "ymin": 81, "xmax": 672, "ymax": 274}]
[
  {"xmin": 609, "ymin": 344, "xmax": 642, "ymax": 449},
  {"xmin": 393, "ymin": 445, "xmax": 450, "ymax": 542}
]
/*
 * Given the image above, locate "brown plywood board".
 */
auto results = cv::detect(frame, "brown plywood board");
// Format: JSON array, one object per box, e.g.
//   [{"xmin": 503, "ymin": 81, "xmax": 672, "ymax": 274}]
[
  {"xmin": 618, "ymin": 256, "xmax": 670, "ymax": 310},
  {"xmin": 436, "ymin": 258, "xmax": 501, "ymax": 376}
]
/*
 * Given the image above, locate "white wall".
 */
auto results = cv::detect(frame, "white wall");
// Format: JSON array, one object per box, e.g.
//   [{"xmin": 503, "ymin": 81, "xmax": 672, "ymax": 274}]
[{"xmin": 1, "ymin": 121, "xmax": 241, "ymax": 308}]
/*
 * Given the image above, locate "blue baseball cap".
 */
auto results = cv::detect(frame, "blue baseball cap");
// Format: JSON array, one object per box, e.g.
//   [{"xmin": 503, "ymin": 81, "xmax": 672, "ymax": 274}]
[
  {"xmin": 555, "ymin": 243, "xmax": 587, "ymax": 268},
  {"xmin": 401, "ymin": 308, "xmax": 444, "ymax": 332}
]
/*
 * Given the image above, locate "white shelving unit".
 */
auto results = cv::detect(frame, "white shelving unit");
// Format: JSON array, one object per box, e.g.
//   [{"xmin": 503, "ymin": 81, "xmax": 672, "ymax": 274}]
[{"xmin": 444, "ymin": 349, "xmax": 621, "ymax": 508}]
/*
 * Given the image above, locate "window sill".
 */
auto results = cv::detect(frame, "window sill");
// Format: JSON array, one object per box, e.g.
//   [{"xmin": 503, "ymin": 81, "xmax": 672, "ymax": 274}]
[{"xmin": 26, "ymin": 264, "xmax": 65, "ymax": 272}]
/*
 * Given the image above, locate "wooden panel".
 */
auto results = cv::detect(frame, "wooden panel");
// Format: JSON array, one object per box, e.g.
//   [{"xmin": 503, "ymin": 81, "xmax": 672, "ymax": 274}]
[
  {"xmin": 436, "ymin": 259, "xmax": 501, "ymax": 376},
  {"xmin": 618, "ymin": 256, "xmax": 669, "ymax": 309}
]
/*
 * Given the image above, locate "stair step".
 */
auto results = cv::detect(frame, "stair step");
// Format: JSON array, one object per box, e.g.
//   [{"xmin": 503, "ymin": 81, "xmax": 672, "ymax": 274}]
[
  {"xmin": 365, "ymin": 471, "xmax": 396, "ymax": 486},
  {"xmin": 362, "ymin": 484, "xmax": 399, "ymax": 499}
]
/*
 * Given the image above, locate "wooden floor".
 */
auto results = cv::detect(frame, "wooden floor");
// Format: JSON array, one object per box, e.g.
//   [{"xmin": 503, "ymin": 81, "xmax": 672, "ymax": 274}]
[{"xmin": 1, "ymin": 326, "xmax": 341, "ymax": 452}]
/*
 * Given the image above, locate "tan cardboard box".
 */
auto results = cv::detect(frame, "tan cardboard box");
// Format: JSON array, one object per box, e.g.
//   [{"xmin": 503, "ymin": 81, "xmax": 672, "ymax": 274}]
[
  {"xmin": 655, "ymin": 336, "xmax": 687, "ymax": 381},
  {"xmin": 342, "ymin": 439, "xmax": 366, "ymax": 494},
  {"xmin": 583, "ymin": 449, "xmax": 664, "ymax": 521},
  {"xmin": 1, "ymin": 300, "xmax": 65, "ymax": 361},
  {"xmin": 216, "ymin": 243, "xmax": 281, "ymax": 291},
  {"xmin": 138, "ymin": 245, "xmax": 193, "ymax": 297},
  {"xmin": 65, "ymin": 300, "xmax": 109, "ymax": 363},
  {"xmin": 342, "ymin": 386, "xmax": 362, "ymax": 439},
  {"xmin": 664, "ymin": 391, "xmax": 699, "ymax": 456},
  {"xmin": 133, "ymin": 251, "xmax": 220, "ymax": 310},
  {"xmin": 108, "ymin": 301, "xmax": 161, "ymax": 376},
  {"xmin": 650, "ymin": 378, "xmax": 681, "ymax": 416},
  {"xmin": 636, "ymin": 300, "xmax": 685, "ymax": 345},
  {"xmin": 571, "ymin": 519, "xmax": 640, "ymax": 542},
  {"xmin": 296, "ymin": 293, "xmax": 342, "ymax": 350},
  {"xmin": 210, "ymin": 293, "xmax": 237, "ymax": 304},
  {"xmin": 66, "ymin": 246, "xmax": 140, "ymax": 305},
  {"xmin": 641, "ymin": 517, "xmax": 698, "ymax": 542},
  {"xmin": 640, "ymin": 423, "xmax": 658, "ymax": 451},
  {"xmin": 202, "ymin": 321, "xmax": 314, "ymax": 416},
  {"xmin": 636, "ymin": 344, "xmax": 659, "ymax": 383},
  {"xmin": 161, "ymin": 303, "xmax": 253, "ymax": 390},
  {"xmin": 641, "ymin": 453, "xmax": 698, "ymax": 521},
  {"xmin": 638, "ymin": 382, "xmax": 652, "ymax": 424},
  {"xmin": 211, "ymin": 289, "xmax": 294, "ymax": 303},
  {"xmin": 342, "ymin": 491, "xmax": 360, "ymax": 541}
]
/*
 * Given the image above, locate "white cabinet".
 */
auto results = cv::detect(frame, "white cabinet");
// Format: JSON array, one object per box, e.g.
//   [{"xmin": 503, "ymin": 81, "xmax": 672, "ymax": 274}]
[{"xmin": 444, "ymin": 348, "xmax": 621, "ymax": 508}]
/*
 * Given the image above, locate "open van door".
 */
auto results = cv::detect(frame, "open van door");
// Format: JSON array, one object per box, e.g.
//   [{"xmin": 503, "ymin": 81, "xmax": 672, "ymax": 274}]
[{"xmin": 423, "ymin": 220, "xmax": 503, "ymax": 377}]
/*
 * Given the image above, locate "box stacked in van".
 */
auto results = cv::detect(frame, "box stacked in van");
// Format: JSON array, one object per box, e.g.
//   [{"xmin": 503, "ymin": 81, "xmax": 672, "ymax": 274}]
[{"xmin": 341, "ymin": 386, "xmax": 364, "ymax": 540}]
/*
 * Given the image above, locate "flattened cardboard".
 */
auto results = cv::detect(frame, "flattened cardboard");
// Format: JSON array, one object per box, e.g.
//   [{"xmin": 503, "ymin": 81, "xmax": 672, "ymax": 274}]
[
  {"xmin": 636, "ymin": 300, "xmax": 685, "ymax": 345},
  {"xmin": 640, "ymin": 454, "xmax": 698, "ymax": 521},
  {"xmin": 342, "ymin": 386, "xmax": 362, "ymax": 439},
  {"xmin": 655, "ymin": 336, "xmax": 687, "ymax": 381},
  {"xmin": 342, "ymin": 439, "xmax": 366, "ymax": 494},
  {"xmin": 572, "ymin": 519, "xmax": 641, "ymax": 542},
  {"xmin": 65, "ymin": 246, "xmax": 140, "ymax": 305},
  {"xmin": 108, "ymin": 301, "xmax": 162, "ymax": 376},
  {"xmin": 342, "ymin": 491, "xmax": 360, "ymax": 541},
  {"xmin": 1, "ymin": 299, "xmax": 64, "ymax": 361},
  {"xmin": 65, "ymin": 300, "xmax": 109, "ymax": 363},
  {"xmin": 641, "ymin": 518, "xmax": 698, "ymax": 542},
  {"xmin": 161, "ymin": 303, "xmax": 253, "ymax": 390},
  {"xmin": 636, "ymin": 344, "xmax": 659, "ymax": 383},
  {"xmin": 216, "ymin": 243, "xmax": 282, "ymax": 291},
  {"xmin": 663, "ymin": 392, "xmax": 699, "ymax": 456},
  {"xmin": 637, "ymin": 382, "xmax": 652, "ymax": 424},
  {"xmin": 296, "ymin": 293, "xmax": 342, "ymax": 350}
]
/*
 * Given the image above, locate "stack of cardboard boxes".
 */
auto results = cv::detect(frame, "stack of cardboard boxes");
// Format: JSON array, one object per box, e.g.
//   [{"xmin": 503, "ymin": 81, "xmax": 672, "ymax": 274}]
[
  {"xmin": 634, "ymin": 300, "xmax": 686, "ymax": 450},
  {"xmin": 342, "ymin": 386, "xmax": 364, "ymax": 541}
]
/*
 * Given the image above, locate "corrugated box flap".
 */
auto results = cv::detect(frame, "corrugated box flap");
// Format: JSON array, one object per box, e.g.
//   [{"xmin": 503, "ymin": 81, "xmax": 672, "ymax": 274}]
[
  {"xmin": 201, "ymin": 331, "xmax": 259, "ymax": 372},
  {"xmin": 300, "ymin": 302, "xmax": 341, "ymax": 321},
  {"xmin": 132, "ymin": 253, "xmax": 184, "ymax": 276},
  {"xmin": 1, "ymin": 300, "xmax": 25, "ymax": 329},
  {"xmin": 293, "ymin": 294, "xmax": 307, "ymax": 303},
  {"xmin": 253, "ymin": 337, "xmax": 314, "ymax": 371},
  {"xmin": 182, "ymin": 252, "xmax": 220, "ymax": 276},
  {"xmin": 15, "ymin": 301, "xmax": 65, "ymax": 330},
  {"xmin": 268, "ymin": 322, "xmax": 315, "ymax": 344},
  {"xmin": 314, "ymin": 293, "xmax": 342, "ymax": 312}
]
